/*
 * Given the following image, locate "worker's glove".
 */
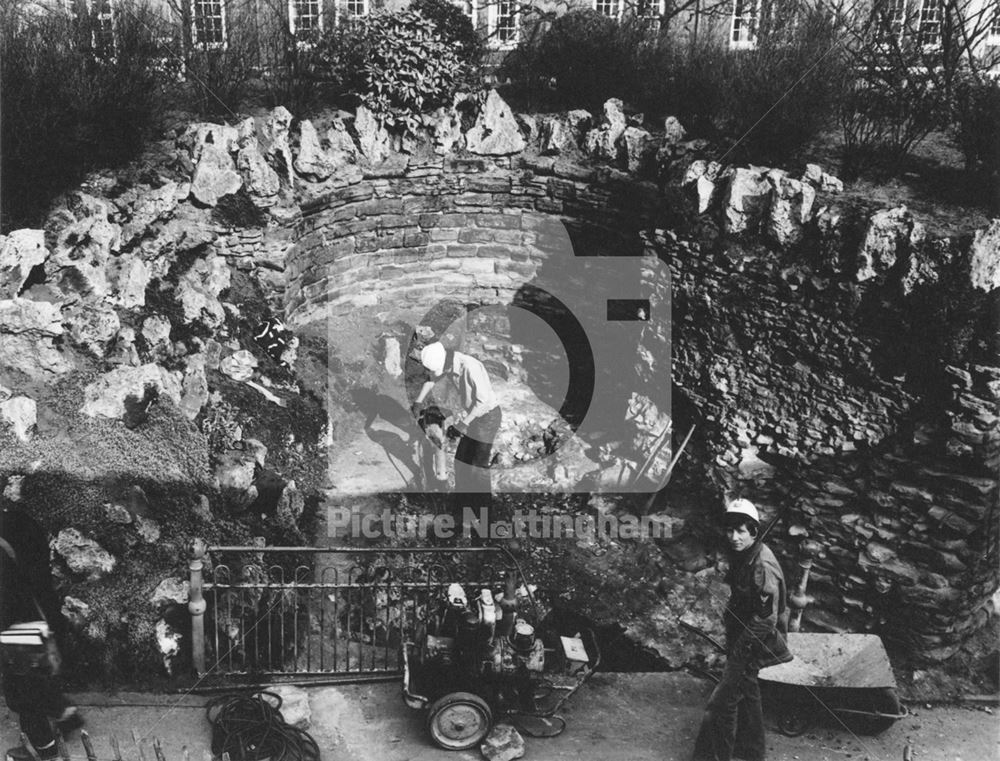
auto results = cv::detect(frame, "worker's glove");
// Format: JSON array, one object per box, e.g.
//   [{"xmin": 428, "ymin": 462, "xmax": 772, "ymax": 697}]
[
  {"xmin": 410, "ymin": 401, "xmax": 425, "ymax": 419},
  {"xmin": 446, "ymin": 421, "xmax": 468, "ymax": 440}
]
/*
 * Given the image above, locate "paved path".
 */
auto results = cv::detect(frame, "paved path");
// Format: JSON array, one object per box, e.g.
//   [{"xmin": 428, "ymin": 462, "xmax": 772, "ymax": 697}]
[{"xmin": 2, "ymin": 674, "xmax": 996, "ymax": 761}]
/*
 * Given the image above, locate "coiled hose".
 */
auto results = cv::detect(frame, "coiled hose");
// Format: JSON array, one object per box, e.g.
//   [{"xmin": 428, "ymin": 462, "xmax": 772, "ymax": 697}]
[{"xmin": 206, "ymin": 692, "xmax": 320, "ymax": 761}]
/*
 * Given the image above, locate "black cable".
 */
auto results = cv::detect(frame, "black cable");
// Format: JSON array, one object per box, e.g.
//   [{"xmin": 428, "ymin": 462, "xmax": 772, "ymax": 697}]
[{"xmin": 206, "ymin": 692, "xmax": 320, "ymax": 761}]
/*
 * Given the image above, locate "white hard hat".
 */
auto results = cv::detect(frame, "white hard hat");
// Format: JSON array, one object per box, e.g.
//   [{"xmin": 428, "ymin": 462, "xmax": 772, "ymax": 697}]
[
  {"xmin": 725, "ymin": 498, "xmax": 759, "ymax": 523},
  {"xmin": 420, "ymin": 342, "xmax": 446, "ymax": 376}
]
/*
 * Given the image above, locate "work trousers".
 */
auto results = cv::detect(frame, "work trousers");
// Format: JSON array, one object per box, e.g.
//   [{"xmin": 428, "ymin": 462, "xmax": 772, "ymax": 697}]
[
  {"xmin": 452, "ymin": 406, "xmax": 502, "ymax": 543},
  {"xmin": 3, "ymin": 670, "xmax": 69, "ymax": 752},
  {"xmin": 692, "ymin": 656, "xmax": 766, "ymax": 761}
]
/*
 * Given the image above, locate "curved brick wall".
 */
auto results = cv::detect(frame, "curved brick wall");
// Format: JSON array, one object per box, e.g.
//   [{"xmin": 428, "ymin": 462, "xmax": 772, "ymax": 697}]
[{"xmin": 280, "ymin": 142, "xmax": 996, "ymax": 663}]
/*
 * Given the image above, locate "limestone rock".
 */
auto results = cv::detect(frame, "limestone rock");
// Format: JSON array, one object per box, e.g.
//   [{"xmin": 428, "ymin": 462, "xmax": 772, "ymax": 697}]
[
  {"xmin": 122, "ymin": 182, "xmax": 180, "ymax": 243},
  {"xmin": 61, "ymin": 597, "xmax": 91, "ymax": 628},
  {"xmin": 276, "ymin": 480, "xmax": 305, "ymax": 528},
  {"xmin": 428, "ymin": 107, "xmax": 463, "ymax": 155},
  {"xmin": 481, "ymin": 723, "xmax": 525, "ymax": 761},
  {"xmin": 155, "ymin": 619, "xmax": 182, "ymax": 674},
  {"xmin": 262, "ymin": 106, "xmax": 295, "ymax": 178},
  {"xmin": 0, "ymin": 229, "xmax": 48, "ymax": 299},
  {"xmin": 566, "ymin": 109, "xmax": 592, "ymax": 135},
  {"xmin": 0, "ymin": 298, "xmax": 63, "ymax": 335},
  {"xmin": 262, "ymin": 686, "xmax": 311, "ymax": 729},
  {"xmin": 47, "ymin": 193, "xmax": 121, "ymax": 299},
  {"xmin": 108, "ymin": 256, "xmax": 153, "ymax": 309},
  {"xmin": 181, "ymin": 353, "xmax": 209, "ymax": 420},
  {"xmin": 105, "ymin": 502, "xmax": 133, "ymax": 524},
  {"xmin": 237, "ymin": 142, "xmax": 281, "ymax": 208},
  {"xmin": 802, "ymin": 163, "xmax": 844, "ymax": 193},
  {"xmin": 177, "ymin": 255, "xmax": 231, "ymax": 328},
  {"xmin": 326, "ymin": 117, "xmax": 359, "ymax": 164},
  {"xmin": 622, "ymin": 126, "xmax": 657, "ymax": 174},
  {"xmin": 766, "ymin": 169, "xmax": 816, "ymax": 246},
  {"xmin": 538, "ymin": 115, "xmax": 579, "ymax": 156},
  {"xmin": 191, "ymin": 142, "xmax": 243, "ymax": 207},
  {"xmin": 65, "ymin": 303, "xmax": 121, "ymax": 355},
  {"xmin": 52, "ymin": 528, "xmax": 116, "ymax": 580},
  {"xmin": 1, "ymin": 396, "xmax": 36, "ymax": 442},
  {"xmin": 355, "ymin": 105, "xmax": 391, "ymax": 164},
  {"xmin": 179, "ymin": 122, "xmax": 239, "ymax": 161},
  {"xmin": 662, "ymin": 116, "xmax": 687, "ymax": 145},
  {"xmin": 235, "ymin": 116, "xmax": 257, "ymax": 148},
  {"xmin": 0, "ymin": 334, "xmax": 71, "ymax": 376},
  {"xmin": 220, "ymin": 349, "xmax": 258, "ymax": 381},
  {"xmin": 294, "ymin": 119, "xmax": 337, "ymax": 181},
  {"xmin": 464, "ymin": 90, "xmax": 525, "ymax": 156},
  {"xmin": 584, "ymin": 98, "xmax": 627, "ymax": 163},
  {"xmin": 141, "ymin": 315, "xmax": 172, "ymax": 354},
  {"xmin": 382, "ymin": 336, "xmax": 402, "ymax": 377},
  {"xmin": 683, "ymin": 160, "xmax": 723, "ymax": 214},
  {"xmin": 80, "ymin": 363, "xmax": 182, "ymax": 419},
  {"xmin": 150, "ymin": 578, "xmax": 189, "ymax": 609},
  {"xmin": 136, "ymin": 515, "xmax": 161, "ymax": 543},
  {"xmin": 969, "ymin": 219, "xmax": 1000, "ymax": 292},
  {"xmin": 723, "ymin": 167, "xmax": 770, "ymax": 234},
  {"xmin": 857, "ymin": 206, "xmax": 917, "ymax": 282},
  {"xmin": 215, "ymin": 448, "xmax": 257, "ymax": 495},
  {"xmin": 902, "ymin": 238, "xmax": 955, "ymax": 295}
]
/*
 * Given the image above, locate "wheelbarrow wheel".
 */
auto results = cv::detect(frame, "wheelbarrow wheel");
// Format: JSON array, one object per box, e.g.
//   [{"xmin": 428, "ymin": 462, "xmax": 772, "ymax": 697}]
[
  {"xmin": 777, "ymin": 709, "xmax": 811, "ymax": 737},
  {"xmin": 427, "ymin": 691, "xmax": 493, "ymax": 750}
]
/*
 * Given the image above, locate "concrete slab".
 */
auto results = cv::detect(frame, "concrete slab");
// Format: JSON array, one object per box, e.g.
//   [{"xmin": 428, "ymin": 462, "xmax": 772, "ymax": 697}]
[{"xmin": 1, "ymin": 675, "xmax": 996, "ymax": 761}]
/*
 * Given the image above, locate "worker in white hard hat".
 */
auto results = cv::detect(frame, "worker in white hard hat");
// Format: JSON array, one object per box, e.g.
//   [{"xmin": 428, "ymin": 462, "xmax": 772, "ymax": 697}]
[
  {"xmin": 411, "ymin": 342, "xmax": 502, "ymax": 543},
  {"xmin": 692, "ymin": 499, "xmax": 792, "ymax": 761}
]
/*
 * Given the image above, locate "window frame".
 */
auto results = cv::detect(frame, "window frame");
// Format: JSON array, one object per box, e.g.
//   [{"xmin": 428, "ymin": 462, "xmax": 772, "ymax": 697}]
[
  {"xmin": 339, "ymin": 0, "xmax": 369, "ymax": 22},
  {"xmin": 191, "ymin": 0, "xmax": 227, "ymax": 48},
  {"xmin": 987, "ymin": 0, "xmax": 1000, "ymax": 45},
  {"xmin": 88, "ymin": 0, "xmax": 116, "ymax": 56},
  {"xmin": 593, "ymin": 0, "xmax": 623, "ymax": 19},
  {"xmin": 916, "ymin": 0, "xmax": 944, "ymax": 48},
  {"xmin": 487, "ymin": 0, "xmax": 519, "ymax": 49},
  {"xmin": 289, "ymin": 0, "xmax": 324, "ymax": 38},
  {"xmin": 730, "ymin": 0, "xmax": 760, "ymax": 49}
]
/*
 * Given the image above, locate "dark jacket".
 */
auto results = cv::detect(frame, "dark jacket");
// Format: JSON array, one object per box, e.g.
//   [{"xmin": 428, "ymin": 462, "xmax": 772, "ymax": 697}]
[{"xmin": 723, "ymin": 541, "xmax": 793, "ymax": 670}]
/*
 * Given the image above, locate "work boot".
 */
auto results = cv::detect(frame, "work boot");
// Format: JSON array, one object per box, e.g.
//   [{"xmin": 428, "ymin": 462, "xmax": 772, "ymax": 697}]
[
  {"xmin": 55, "ymin": 706, "xmax": 84, "ymax": 735},
  {"xmin": 6, "ymin": 741, "xmax": 59, "ymax": 761}
]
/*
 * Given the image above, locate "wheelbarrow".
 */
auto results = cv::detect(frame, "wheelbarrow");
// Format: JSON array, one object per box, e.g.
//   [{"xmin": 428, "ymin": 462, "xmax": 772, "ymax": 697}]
[
  {"xmin": 680, "ymin": 621, "xmax": 907, "ymax": 736},
  {"xmin": 402, "ymin": 550, "xmax": 601, "ymax": 750},
  {"xmin": 760, "ymin": 632, "xmax": 907, "ymax": 736}
]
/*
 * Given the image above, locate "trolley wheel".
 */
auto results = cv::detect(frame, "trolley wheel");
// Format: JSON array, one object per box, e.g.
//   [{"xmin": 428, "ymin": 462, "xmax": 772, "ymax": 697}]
[
  {"xmin": 426, "ymin": 691, "xmax": 493, "ymax": 750},
  {"xmin": 777, "ymin": 709, "xmax": 811, "ymax": 737}
]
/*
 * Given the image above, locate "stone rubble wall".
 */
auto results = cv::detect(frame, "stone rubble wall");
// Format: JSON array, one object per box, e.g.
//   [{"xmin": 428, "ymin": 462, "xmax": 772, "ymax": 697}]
[{"xmin": 0, "ymin": 90, "xmax": 996, "ymax": 668}]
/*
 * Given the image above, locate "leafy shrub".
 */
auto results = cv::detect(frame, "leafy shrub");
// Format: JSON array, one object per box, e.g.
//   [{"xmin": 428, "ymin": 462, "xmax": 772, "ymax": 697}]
[
  {"xmin": 312, "ymin": 21, "xmax": 369, "ymax": 105},
  {"xmin": 360, "ymin": 9, "xmax": 467, "ymax": 134},
  {"xmin": 410, "ymin": 0, "xmax": 483, "ymax": 67},
  {"xmin": 0, "ymin": 0, "xmax": 166, "ymax": 230},
  {"xmin": 500, "ymin": 9, "xmax": 629, "ymax": 111},
  {"xmin": 182, "ymin": 30, "xmax": 260, "ymax": 119}
]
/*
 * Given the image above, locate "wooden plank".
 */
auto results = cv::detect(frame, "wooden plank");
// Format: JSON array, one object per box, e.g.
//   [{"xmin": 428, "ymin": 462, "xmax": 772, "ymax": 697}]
[{"xmin": 81, "ymin": 732, "xmax": 98, "ymax": 761}]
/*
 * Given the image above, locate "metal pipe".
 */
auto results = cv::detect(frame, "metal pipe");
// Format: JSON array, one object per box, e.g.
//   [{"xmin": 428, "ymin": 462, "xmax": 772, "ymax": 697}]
[{"xmin": 189, "ymin": 538, "xmax": 208, "ymax": 676}]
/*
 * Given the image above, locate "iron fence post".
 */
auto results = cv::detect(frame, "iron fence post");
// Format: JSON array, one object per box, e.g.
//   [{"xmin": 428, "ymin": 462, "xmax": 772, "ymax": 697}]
[{"xmin": 189, "ymin": 538, "xmax": 207, "ymax": 676}]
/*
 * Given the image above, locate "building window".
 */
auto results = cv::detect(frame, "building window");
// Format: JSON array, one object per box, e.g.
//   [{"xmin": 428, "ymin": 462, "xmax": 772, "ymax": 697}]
[
  {"xmin": 290, "ymin": 0, "xmax": 322, "ymax": 37},
  {"xmin": 917, "ymin": 0, "xmax": 944, "ymax": 46},
  {"xmin": 342, "ymin": 0, "xmax": 368, "ymax": 19},
  {"xmin": 488, "ymin": 0, "xmax": 519, "ymax": 47},
  {"xmin": 634, "ymin": 0, "xmax": 666, "ymax": 25},
  {"xmin": 988, "ymin": 1, "xmax": 1000, "ymax": 43},
  {"xmin": 594, "ymin": 0, "xmax": 622, "ymax": 19},
  {"xmin": 454, "ymin": 0, "xmax": 474, "ymax": 25},
  {"xmin": 89, "ymin": 0, "xmax": 115, "ymax": 55},
  {"xmin": 192, "ymin": 0, "xmax": 225, "ymax": 46},
  {"xmin": 730, "ymin": 0, "xmax": 759, "ymax": 48},
  {"xmin": 874, "ymin": 0, "xmax": 907, "ymax": 45}
]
